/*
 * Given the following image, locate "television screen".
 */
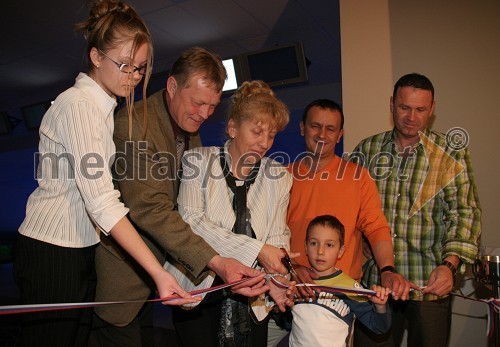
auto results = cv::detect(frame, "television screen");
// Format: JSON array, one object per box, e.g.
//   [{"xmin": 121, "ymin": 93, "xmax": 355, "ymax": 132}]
[
  {"xmin": 22, "ymin": 102, "xmax": 50, "ymax": 130},
  {"xmin": 240, "ymin": 42, "xmax": 308, "ymax": 87}
]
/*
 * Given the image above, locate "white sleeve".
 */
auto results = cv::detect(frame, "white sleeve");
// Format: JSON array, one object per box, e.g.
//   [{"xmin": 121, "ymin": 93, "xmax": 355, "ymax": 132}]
[
  {"xmin": 177, "ymin": 148, "xmax": 264, "ymax": 267},
  {"xmin": 60, "ymin": 100, "xmax": 128, "ymax": 234}
]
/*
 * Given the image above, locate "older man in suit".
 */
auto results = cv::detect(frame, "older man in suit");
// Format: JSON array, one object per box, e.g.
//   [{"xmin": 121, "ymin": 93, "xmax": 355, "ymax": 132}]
[{"xmin": 90, "ymin": 47, "xmax": 266, "ymax": 347}]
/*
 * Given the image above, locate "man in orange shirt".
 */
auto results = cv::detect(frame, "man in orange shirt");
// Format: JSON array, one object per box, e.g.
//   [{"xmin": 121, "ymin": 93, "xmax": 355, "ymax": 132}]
[
  {"xmin": 267, "ymin": 99, "xmax": 415, "ymax": 346},
  {"xmin": 287, "ymin": 99, "xmax": 403, "ymax": 283}
]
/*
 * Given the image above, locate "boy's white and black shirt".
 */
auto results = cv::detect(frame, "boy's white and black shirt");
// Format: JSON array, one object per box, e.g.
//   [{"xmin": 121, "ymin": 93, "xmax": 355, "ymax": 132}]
[{"xmin": 290, "ymin": 269, "xmax": 391, "ymax": 347}]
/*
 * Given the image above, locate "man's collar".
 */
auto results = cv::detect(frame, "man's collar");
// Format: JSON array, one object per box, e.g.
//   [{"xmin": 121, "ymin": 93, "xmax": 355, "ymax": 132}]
[
  {"xmin": 385, "ymin": 128, "xmax": 431, "ymax": 148},
  {"xmin": 381, "ymin": 130, "xmax": 394, "ymax": 147}
]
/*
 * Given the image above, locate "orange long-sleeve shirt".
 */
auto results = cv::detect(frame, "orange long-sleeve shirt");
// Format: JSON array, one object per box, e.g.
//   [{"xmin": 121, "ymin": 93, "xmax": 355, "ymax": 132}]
[{"xmin": 287, "ymin": 156, "xmax": 391, "ymax": 281}]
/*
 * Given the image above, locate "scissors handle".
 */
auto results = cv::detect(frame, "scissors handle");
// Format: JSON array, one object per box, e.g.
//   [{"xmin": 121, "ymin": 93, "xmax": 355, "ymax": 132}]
[{"xmin": 280, "ymin": 248, "xmax": 302, "ymax": 283}]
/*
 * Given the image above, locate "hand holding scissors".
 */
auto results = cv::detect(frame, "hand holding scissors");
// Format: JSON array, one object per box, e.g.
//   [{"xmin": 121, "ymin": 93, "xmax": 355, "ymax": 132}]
[{"xmin": 280, "ymin": 248, "xmax": 318, "ymax": 300}]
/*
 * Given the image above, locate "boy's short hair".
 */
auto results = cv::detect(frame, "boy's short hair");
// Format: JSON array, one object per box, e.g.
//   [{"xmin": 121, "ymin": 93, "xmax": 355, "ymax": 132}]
[{"xmin": 306, "ymin": 215, "xmax": 345, "ymax": 246}]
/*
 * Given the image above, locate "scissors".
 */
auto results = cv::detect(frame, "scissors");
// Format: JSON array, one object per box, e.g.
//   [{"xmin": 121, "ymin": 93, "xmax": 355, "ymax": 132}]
[
  {"xmin": 280, "ymin": 248, "xmax": 304, "ymax": 284},
  {"xmin": 280, "ymin": 248, "xmax": 317, "ymax": 299}
]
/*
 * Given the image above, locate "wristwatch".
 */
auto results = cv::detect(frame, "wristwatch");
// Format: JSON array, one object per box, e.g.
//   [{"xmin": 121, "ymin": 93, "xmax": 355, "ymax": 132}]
[
  {"xmin": 440, "ymin": 260, "xmax": 457, "ymax": 277},
  {"xmin": 380, "ymin": 265, "xmax": 397, "ymax": 274}
]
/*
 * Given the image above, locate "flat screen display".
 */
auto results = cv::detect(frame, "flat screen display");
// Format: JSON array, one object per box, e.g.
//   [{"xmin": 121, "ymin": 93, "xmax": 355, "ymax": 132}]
[{"xmin": 240, "ymin": 42, "xmax": 308, "ymax": 87}]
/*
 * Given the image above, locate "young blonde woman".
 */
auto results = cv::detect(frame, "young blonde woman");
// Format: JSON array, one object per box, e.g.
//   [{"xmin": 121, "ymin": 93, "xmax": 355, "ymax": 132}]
[
  {"xmin": 14, "ymin": 1, "xmax": 195, "ymax": 346},
  {"xmin": 166, "ymin": 80, "xmax": 295, "ymax": 346}
]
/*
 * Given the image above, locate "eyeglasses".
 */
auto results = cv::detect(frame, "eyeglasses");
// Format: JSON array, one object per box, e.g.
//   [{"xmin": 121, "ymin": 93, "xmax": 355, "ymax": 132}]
[{"xmin": 98, "ymin": 49, "xmax": 148, "ymax": 76}]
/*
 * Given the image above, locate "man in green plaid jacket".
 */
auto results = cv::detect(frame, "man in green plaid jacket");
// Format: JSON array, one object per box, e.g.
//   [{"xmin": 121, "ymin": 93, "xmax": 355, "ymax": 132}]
[{"xmin": 351, "ymin": 73, "xmax": 481, "ymax": 347}]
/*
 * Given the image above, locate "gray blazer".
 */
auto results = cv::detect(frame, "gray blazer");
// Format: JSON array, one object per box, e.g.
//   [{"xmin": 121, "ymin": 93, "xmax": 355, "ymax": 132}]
[{"xmin": 94, "ymin": 90, "xmax": 217, "ymax": 326}]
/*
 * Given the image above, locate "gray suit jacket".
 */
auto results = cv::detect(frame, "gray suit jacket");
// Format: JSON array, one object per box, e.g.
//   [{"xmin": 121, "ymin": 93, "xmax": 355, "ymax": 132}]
[{"xmin": 94, "ymin": 90, "xmax": 217, "ymax": 326}]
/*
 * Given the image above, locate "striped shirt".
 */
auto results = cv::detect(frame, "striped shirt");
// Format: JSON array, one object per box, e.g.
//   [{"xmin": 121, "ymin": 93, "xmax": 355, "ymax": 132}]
[
  {"xmin": 164, "ymin": 143, "xmax": 292, "ymax": 298},
  {"xmin": 19, "ymin": 73, "xmax": 129, "ymax": 248},
  {"xmin": 351, "ymin": 128, "xmax": 481, "ymax": 300}
]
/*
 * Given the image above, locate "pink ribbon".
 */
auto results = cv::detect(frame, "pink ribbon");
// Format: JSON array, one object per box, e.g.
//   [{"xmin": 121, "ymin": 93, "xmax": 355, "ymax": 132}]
[
  {"xmin": 0, "ymin": 277, "xmax": 251, "ymax": 315},
  {"xmin": 294, "ymin": 283, "xmax": 376, "ymax": 296}
]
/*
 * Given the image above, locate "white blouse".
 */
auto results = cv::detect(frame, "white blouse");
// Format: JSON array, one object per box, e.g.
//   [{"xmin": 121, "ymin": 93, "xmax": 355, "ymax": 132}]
[
  {"xmin": 19, "ymin": 73, "xmax": 129, "ymax": 248},
  {"xmin": 164, "ymin": 143, "xmax": 292, "ymax": 298}
]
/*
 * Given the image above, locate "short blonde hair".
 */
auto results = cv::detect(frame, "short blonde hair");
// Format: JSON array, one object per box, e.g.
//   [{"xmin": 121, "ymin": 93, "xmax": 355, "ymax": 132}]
[
  {"xmin": 228, "ymin": 80, "xmax": 289, "ymax": 133},
  {"xmin": 169, "ymin": 47, "xmax": 227, "ymax": 92}
]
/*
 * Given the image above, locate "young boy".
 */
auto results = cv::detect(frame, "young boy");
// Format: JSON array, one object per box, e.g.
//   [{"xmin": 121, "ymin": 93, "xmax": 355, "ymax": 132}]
[{"xmin": 289, "ymin": 215, "xmax": 391, "ymax": 347}]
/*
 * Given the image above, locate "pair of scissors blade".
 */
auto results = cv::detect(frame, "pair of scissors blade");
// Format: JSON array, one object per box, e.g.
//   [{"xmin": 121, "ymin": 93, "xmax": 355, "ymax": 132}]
[
  {"xmin": 280, "ymin": 248, "xmax": 304, "ymax": 284},
  {"xmin": 280, "ymin": 248, "xmax": 320, "ymax": 300}
]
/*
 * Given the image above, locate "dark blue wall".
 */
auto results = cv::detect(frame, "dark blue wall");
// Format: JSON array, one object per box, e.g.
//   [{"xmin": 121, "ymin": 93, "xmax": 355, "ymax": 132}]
[{"xmin": 0, "ymin": 0, "xmax": 342, "ymax": 238}]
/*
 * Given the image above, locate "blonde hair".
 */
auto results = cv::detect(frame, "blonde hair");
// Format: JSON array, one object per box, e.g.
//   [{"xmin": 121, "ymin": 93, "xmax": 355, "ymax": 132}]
[
  {"xmin": 228, "ymin": 80, "xmax": 289, "ymax": 134},
  {"xmin": 169, "ymin": 47, "xmax": 227, "ymax": 92},
  {"xmin": 75, "ymin": 0, "xmax": 153, "ymax": 140}
]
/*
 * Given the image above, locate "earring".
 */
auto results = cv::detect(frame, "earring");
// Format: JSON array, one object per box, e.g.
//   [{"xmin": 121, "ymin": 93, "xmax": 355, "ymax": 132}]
[{"xmin": 96, "ymin": 64, "xmax": 100, "ymax": 68}]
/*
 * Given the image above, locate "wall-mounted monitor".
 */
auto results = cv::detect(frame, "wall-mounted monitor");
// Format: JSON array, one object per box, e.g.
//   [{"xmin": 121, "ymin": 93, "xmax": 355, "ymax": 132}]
[
  {"xmin": 21, "ymin": 101, "xmax": 51, "ymax": 131},
  {"xmin": 240, "ymin": 42, "xmax": 308, "ymax": 87}
]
